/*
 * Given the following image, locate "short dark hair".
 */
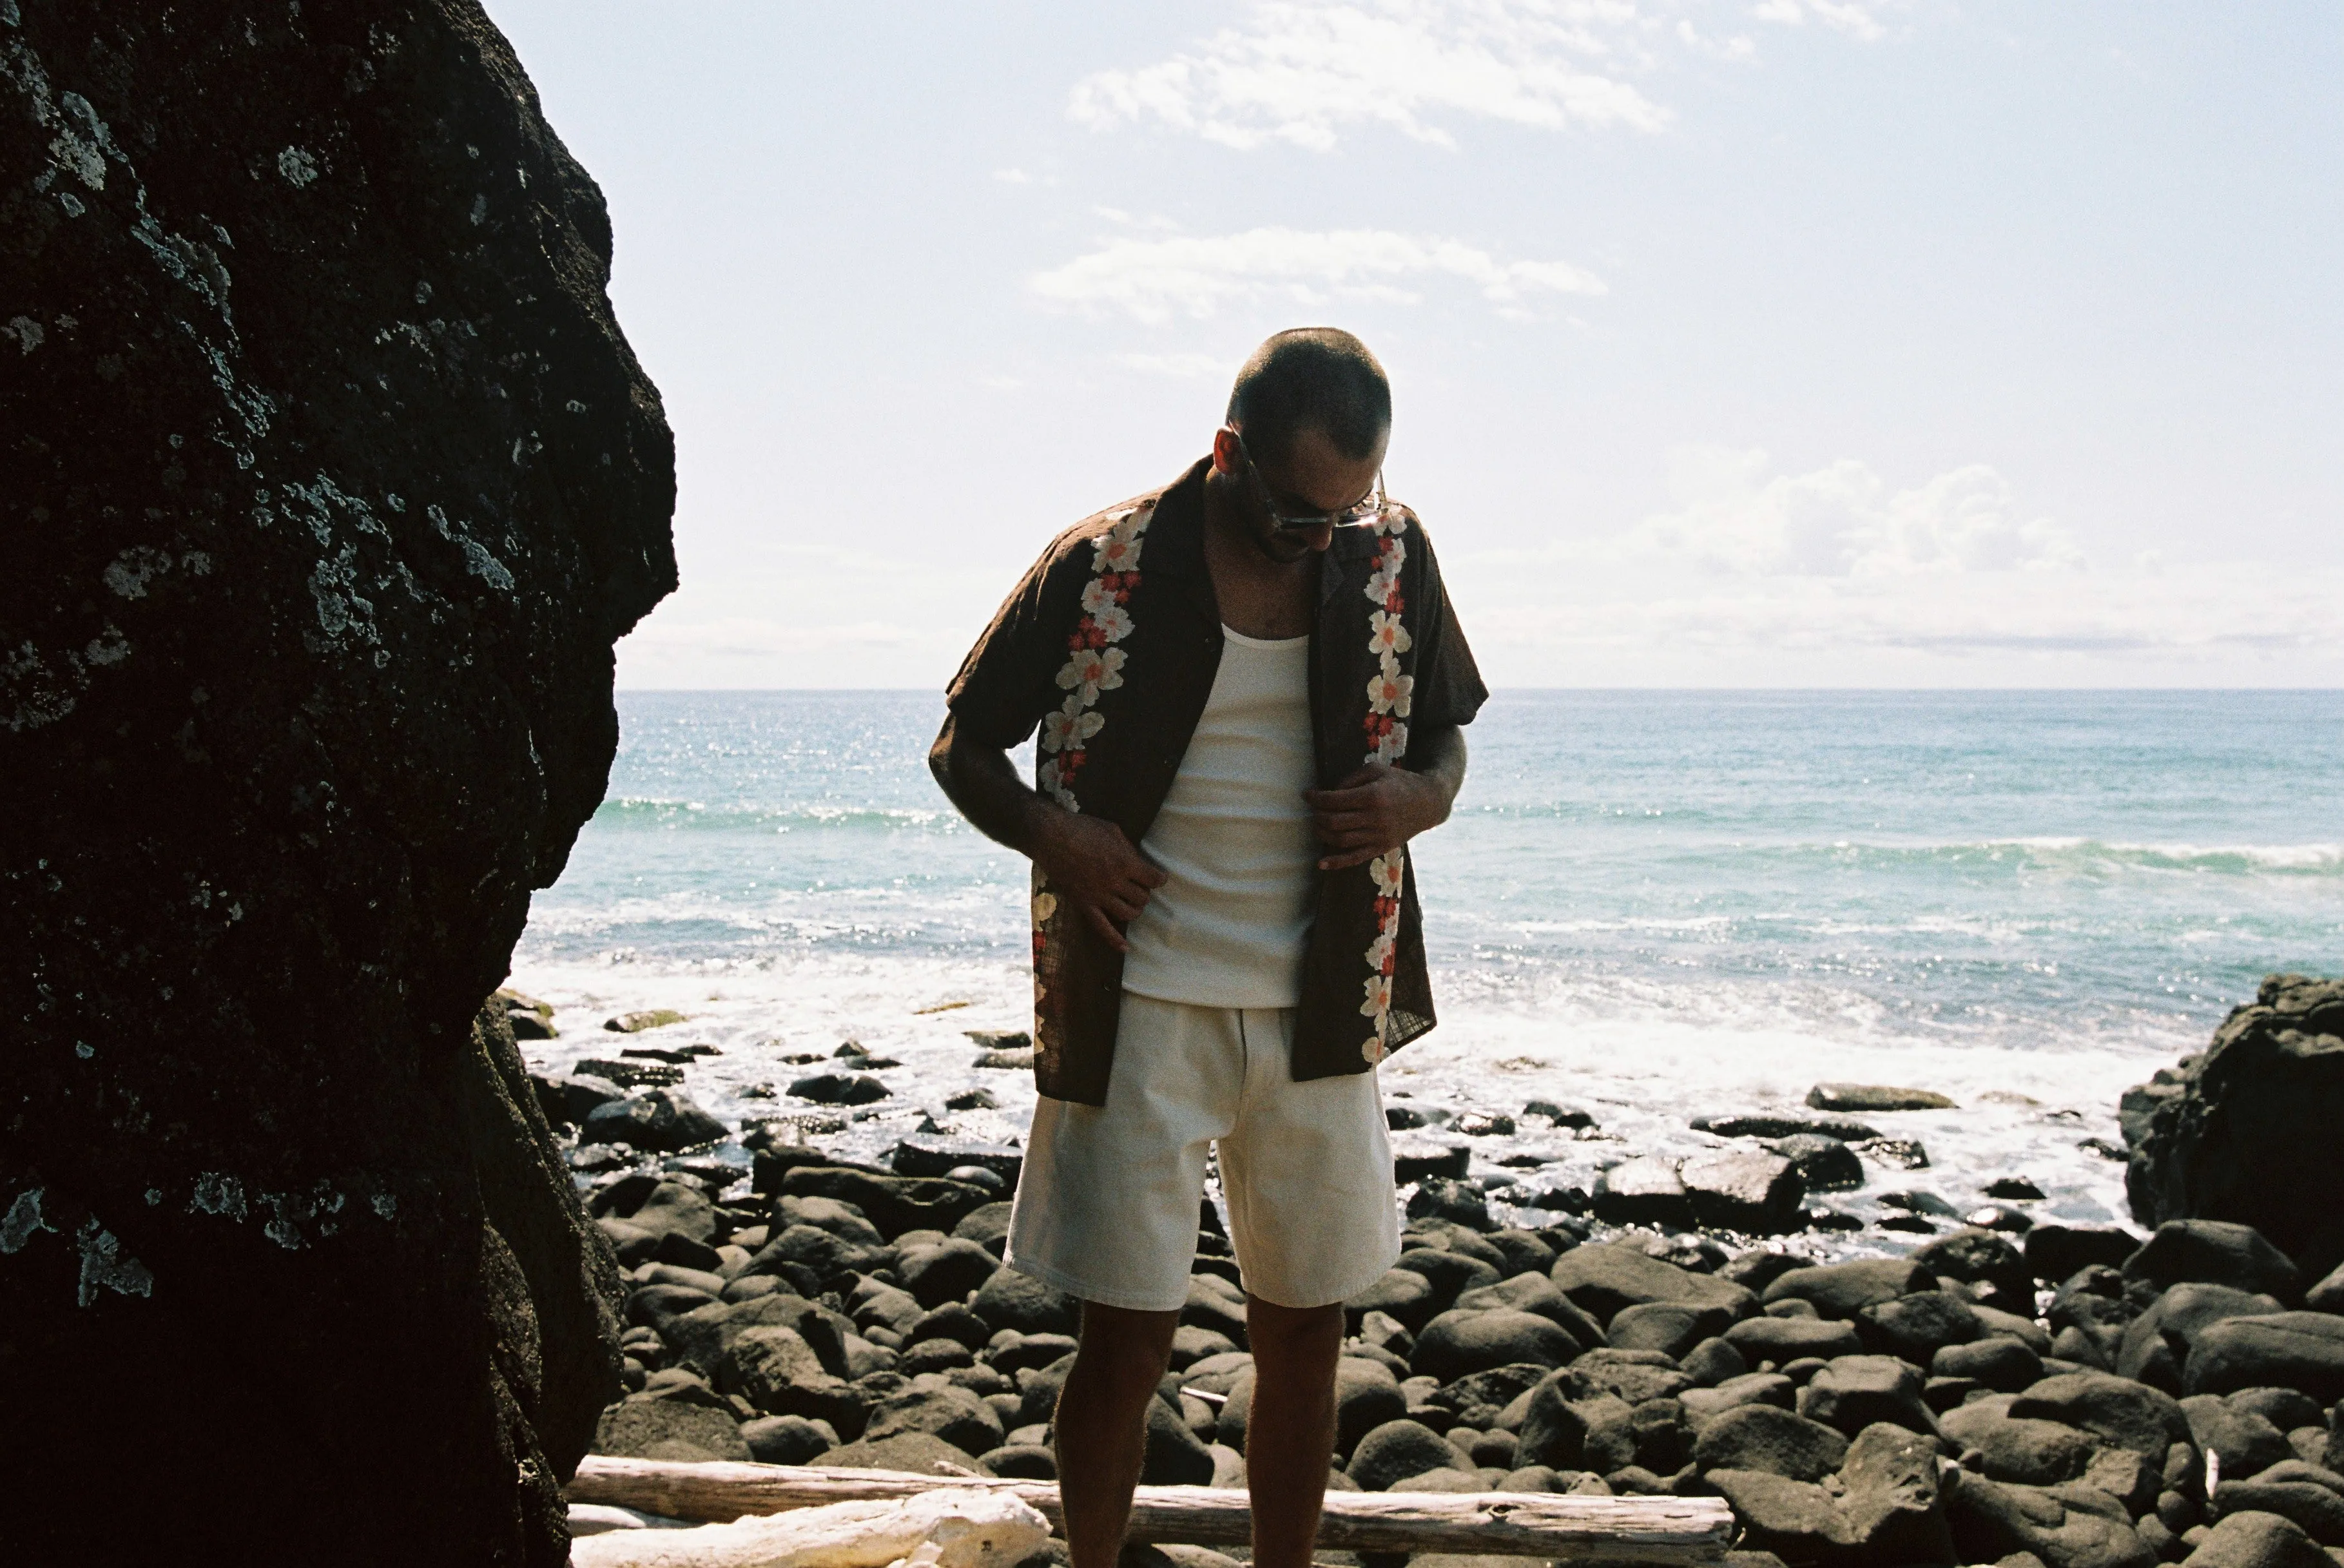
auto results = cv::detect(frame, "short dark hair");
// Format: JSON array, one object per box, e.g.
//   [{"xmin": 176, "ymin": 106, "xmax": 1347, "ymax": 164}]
[{"xmin": 1226, "ymin": 328, "xmax": 1391, "ymax": 469}]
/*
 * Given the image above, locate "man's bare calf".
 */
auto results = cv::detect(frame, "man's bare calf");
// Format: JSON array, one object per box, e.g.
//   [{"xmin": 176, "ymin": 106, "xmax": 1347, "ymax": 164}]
[{"xmin": 1053, "ymin": 1296, "xmax": 1345, "ymax": 1568}]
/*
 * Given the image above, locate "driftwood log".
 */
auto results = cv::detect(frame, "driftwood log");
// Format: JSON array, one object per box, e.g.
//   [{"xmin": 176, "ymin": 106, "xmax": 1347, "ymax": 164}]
[{"xmin": 568, "ymin": 1459, "xmax": 1736, "ymax": 1562}]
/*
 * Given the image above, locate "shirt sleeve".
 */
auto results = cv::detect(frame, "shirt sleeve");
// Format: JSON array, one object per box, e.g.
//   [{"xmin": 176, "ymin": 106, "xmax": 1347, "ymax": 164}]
[
  {"xmin": 1405, "ymin": 523, "xmax": 1489, "ymax": 736},
  {"xmin": 944, "ymin": 541, "xmax": 1074, "ymax": 751}
]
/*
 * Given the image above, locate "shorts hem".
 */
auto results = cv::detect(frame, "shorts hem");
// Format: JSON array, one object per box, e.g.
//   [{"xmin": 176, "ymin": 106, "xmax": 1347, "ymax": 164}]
[
  {"xmin": 1239, "ymin": 1239, "xmax": 1405, "ymax": 1312},
  {"xmin": 1003, "ymin": 1248, "xmax": 1188, "ymax": 1315}
]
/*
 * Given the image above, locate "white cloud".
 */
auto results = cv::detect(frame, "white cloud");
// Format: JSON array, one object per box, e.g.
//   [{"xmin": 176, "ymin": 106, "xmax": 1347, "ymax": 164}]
[
  {"xmin": 1627, "ymin": 446, "xmax": 2084, "ymax": 577},
  {"xmin": 1447, "ymin": 449, "xmax": 2344, "ymax": 682},
  {"xmin": 1069, "ymin": 0, "xmax": 1674, "ymax": 151},
  {"xmin": 993, "ymin": 167, "xmax": 1034, "ymax": 184},
  {"xmin": 1066, "ymin": 1, "xmax": 1898, "ymax": 151},
  {"xmin": 1031, "ymin": 226, "xmax": 1605, "ymax": 324},
  {"xmin": 1118, "ymin": 351, "xmax": 1235, "ymax": 378}
]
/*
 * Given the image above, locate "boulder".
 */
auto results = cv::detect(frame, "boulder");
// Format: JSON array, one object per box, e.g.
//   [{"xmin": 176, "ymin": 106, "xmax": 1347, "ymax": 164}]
[
  {"xmin": 1694, "ymin": 1115, "xmax": 1886, "ymax": 1142},
  {"xmin": 1565, "ymin": 1348, "xmax": 1697, "ymax": 1407},
  {"xmin": 1809, "ymin": 1084, "xmax": 1957, "ymax": 1112},
  {"xmin": 2176, "ymin": 1511, "xmax": 2333, "ymax": 1568},
  {"xmin": 741, "ymin": 1414, "xmax": 838, "ymax": 1465},
  {"xmin": 1768, "ymin": 1136, "xmax": 1866, "ymax": 1194},
  {"xmin": 1551, "ymin": 1241, "xmax": 1757, "ymax": 1328},
  {"xmin": 862, "ymin": 1379, "xmax": 1005, "ymax": 1458},
  {"xmin": 1349, "ymin": 1268, "xmax": 1440, "ymax": 1334},
  {"xmin": 1709, "ymin": 1426, "xmax": 1955, "ymax": 1568},
  {"xmin": 743, "ymin": 1225, "xmax": 887, "ymax": 1294},
  {"xmin": 1456, "ymin": 1273, "xmax": 1607, "ymax": 1349},
  {"xmin": 1764, "ymin": 1259, "xmax": 1936, "ymax": 1320},
  {"xmin": 1396, "ymin": 1247, "xmax": 1504, "ymax": 1312},
  {"xmin": 778, "ymin": 1168, "xmax": 997, "ymax": 1240},
  {"xmin": 1328, "ymin": 1359, "xmax": 1409, "ymax": 1460},
  {"xmin": 2211, "ymin": 1484, "xmax": 2344, "ymax": 1545},
  {"xmin": 2031, "ymin": 1228, "xmax": 2146, "ymax": 1284},
  {"xmin": 1592, "ymin": 1156, "xmax": 1694, "ymax": 1228},
  {"xmin": 822, "ymin": 1431, "xmax": 992, "ymax": 1476},
  {"xmin": 1727, "ymin": 1315, "xmax": 1866, "ymax": 1365},
  {"xmin": 972, "ymin": 1268, "xmax": 1078, "ymax": 1338},
  {"xmin": 583, "ymin": 1090, "xmax": 728, "ymax": 1154},
  {"xmin": 540, "ymin": 1073, "xmax": 630, "ymax": 1128},
  {"xmin": 720, "ymin": 1326, "xmax": 864, "ymax": 1435},
  {"xmin": 2122, "ymin": 1286, "xmax": 2288, "ymax": 1392},
  {"xmin": 1692, "ymin": 1404, "xmax": 1849, "ymax": 1482},
  {"xmin": 2185, "ymin": 1315, "xmax": 2344, "ymax": 1402},
  {"xmin": 898, "ymin": 1239, "xmax": 999, "ymax": 1310},
  {"xmin": 1516, "ymin": 1377, "xmax": 1637, "ymax": 1473},
  {"xmin": 1942, "ymin": 1470, "xmax": 2158, "ymax": 1568},
  {"xmin": 1859, "ymin": 1291, "xmax": 1984, "ymax": 1365},
  {"xmin": 1680, "ymin": 1152, "xmax": 1808, "ymax": 1235},
  {"xmin": 2182, "ymin": 1396, "xmax": 2295, "ymax": 1481},
  {"xmin": 1935, "ymin": 1338, "xmax": 2047, "ymax": 1393},
  {"xmin": 2010, "ymin": 1373, "xmax": 2193, "ymax": 1462},
  {"xmin": 1941, "ymin": 1400, "xmax": 2097, "ymax": 1486},
  {"xmin": 1410, "ymin": 1310, "xmax": 1578, "ymax": 1384},
  {"xmin": 1683, "ymin": 1336, "xmax": 1752, "ymax": 1387},
  {"xmin": 1611, "ymin": 1302, "xmax": 1740, "ymax": 1360},
  {"xmin": 593, "ymin": 1398, "xmax": 751, "ymax": 1464},
  {"xmin": 1915, "ymin": 1229, "xmax": 2036, "ymax": 1313},
  {"xmin": 1348, "ymin": 1419, "xmax": 1475, "ymax": 1492},
  {"xmin": 2125, "ymin": 1222, "xmax": 2307, "ymax": 1309},
  {"xmin": 1181, "ymin": 1278, "xmax": 1249, "ymax": 1347},
  {"xmin": 1797, "ymin": 1355, "xmax": 1940, "ymax": 1439},
  {"xmin": 1408, "ymin": 1178, "xmax": 1495, "ymax": 1232},
  {"xmin": 2120, "ymin": 977, "xmax": 2344, "ymax": 1281},
  {"xmin": 789, "ymin": 1072, "xmax": 892, "ymax": 1106}
]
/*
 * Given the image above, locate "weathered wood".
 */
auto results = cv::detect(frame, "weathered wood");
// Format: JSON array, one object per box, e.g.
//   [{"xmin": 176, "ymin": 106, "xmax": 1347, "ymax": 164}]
[{"xmin": 567, "ymin": 1459, "xmax": 1734, "ymax": 1561}]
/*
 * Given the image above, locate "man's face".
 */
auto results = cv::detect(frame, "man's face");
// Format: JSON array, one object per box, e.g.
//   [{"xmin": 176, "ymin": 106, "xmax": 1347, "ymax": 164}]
[{"xmin": 1217, "ymin": 424, "xmax": 1388, "ymax": 563}]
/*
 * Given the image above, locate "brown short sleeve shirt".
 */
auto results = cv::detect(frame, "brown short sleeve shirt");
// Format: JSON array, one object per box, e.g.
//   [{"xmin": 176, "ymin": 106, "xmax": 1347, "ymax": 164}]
[{"xmin": 945, "ymin": 458, "xmax": 1487, "ymax": 1106}]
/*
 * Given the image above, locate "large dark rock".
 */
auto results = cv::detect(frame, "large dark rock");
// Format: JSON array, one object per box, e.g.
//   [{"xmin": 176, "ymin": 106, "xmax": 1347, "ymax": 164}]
[
  {"xmin": 2118, "ymin": 1284, "xmax": 2286, "ymax": 1393},
  {"xmin": 1409, "ymin": 1308, "xmax": 1578, "ymax": 1383},
  {"xmin": 2124, "ymin": 1222, "xmax": 2307, "ymax": 1309},
  {"xmin": 0, "ymin": 2, "xmax": 671, "ymax": 1559},
  {"xmin": 2009, "ymin": 1373, "xmax": 2192, "ymax": 1462},
  {"xmin": 583, "ymin": 1089, "xmax": 726, "ymax": 1154},
  {"xmin": 1763, "ymin": 1258, "xmax": 1935, "ymax": 1320},
  {"xmin": 1680, "ymin": 1151, "xmax": 1808, "ymax": 1235},
  {"xmin": 2121, "ymin": 977, "xmax": 2344, "ymax": 1281},
  {"xmin": 1591, "ymin": 1156, "xmax": 1695, "ymax": 1228},
  {"xmin": 1347, "ymin": 1418, "xmax": 1475, "ymax": 1492},
  {"xmin": 2177, "ymin": 1511, "xmax": 2333, "ymax": 1568},
  {"xmin": 1942, "ymin": 1470, "xmax": 2158, "ymax": 1568},
  {"xmin": 2184, "ymin": 1313, "xmax": 2344, "ymax": 1402},
  {"xmin": 1797, "ymin": 1355, "xmax": 1939, "ymax": 1439},
  {"xmin": 777, "ymin": 1167, "xmax": 997, "ymax": 1241},
  {"xmin": 1550, "ymin": 1239, "xmax": 1756, "ymax": 1327},
  {"xmin": 1692, "ymin": 1404, "xmax": 1849, "ymax": 1482}
]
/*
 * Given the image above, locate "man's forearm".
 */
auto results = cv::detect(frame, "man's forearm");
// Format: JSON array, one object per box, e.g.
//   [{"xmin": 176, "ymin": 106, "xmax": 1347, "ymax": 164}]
[
  {"xmin": 1408, "ymin": 724, "xmax": 1467, "ymax": 824},
  {"xmin": 929, "ymin": 714, "xmax": 1055, "ymax": 859}
]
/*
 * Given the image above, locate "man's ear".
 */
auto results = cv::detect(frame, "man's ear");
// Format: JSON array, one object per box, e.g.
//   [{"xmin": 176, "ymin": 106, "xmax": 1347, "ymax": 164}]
[{"xmin": 1210, "ymin": 425, "xmax": 1242, "ymax": 475}]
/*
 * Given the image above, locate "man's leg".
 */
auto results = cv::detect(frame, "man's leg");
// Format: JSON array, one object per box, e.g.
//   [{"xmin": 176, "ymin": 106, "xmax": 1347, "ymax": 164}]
[
  {"xmin": 1244, "ymin": 1295, "xmax": 1346, "ymax": 1568},
  {"xmin": 1054, "ymin": 1301, "xmax": 1182, "ymax": 1568}
]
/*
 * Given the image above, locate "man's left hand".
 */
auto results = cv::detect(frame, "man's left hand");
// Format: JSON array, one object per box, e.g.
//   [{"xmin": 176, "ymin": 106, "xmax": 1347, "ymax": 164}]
[{"xmin": 1304, "ymin": 762, "xmax": 1451, "ymax": 871}]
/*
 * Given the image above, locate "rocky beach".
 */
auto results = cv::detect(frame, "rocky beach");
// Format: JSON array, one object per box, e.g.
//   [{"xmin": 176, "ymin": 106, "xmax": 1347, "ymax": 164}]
[{"xmin": 539, "ymin": 973, "xmax": 2344, "ymax": 1568}]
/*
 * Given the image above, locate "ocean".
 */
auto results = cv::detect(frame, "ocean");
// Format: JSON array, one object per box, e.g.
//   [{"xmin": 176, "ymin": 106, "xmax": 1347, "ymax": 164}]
[{"xmin": 510, "ymin": 690, "xmax": 2344, "ymax": 1241}]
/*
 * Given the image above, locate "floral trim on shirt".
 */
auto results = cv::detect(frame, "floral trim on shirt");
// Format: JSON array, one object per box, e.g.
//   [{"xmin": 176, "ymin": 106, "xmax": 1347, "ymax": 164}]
[
  {"xmin": 1036, "ymin": 503, "xmax": 1152, "ymax": 811},
  {"xmin": 1359, "ymin": 510, "xmax": 1412, "ymax": 1064}
]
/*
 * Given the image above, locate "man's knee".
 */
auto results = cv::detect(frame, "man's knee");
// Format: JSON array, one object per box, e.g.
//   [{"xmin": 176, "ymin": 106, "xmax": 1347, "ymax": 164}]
[
  {"xmin": 1245, "ymin": 1297, "xmax": 1344, "ymax": 1367},
  {"xmin": 1070, "ymin": 1301, "xmax": 1180, "ymax": 1388}
]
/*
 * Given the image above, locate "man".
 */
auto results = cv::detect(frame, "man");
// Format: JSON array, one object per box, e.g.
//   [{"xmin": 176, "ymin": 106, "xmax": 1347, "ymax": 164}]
[{"xmin": 930, "ymin": 328, "xmax": 1485, "ymax": 1568}]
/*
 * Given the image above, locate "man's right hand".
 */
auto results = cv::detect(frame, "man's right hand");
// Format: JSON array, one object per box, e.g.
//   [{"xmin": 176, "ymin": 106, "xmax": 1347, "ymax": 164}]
[{"xmin": 1032, "ymin": 808, "xmax": 1167, "ymax": 953}]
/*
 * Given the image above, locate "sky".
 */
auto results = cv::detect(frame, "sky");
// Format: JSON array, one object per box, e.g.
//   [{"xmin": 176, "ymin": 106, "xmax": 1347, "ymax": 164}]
[{"xmin": 480, "ymin": 1, "xmax": 2343, "ymax": 690}]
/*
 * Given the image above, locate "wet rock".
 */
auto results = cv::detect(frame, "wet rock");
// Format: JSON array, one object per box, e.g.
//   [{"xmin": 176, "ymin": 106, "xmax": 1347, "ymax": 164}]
[
  {"xmin": 1768, "ymin": 1136, "xmax": 1866, "ymax": 1194},
  {"xmin": 1797, "ymin": 1355, "xmax": 1940, "ymax": 1439},
  {"xmin": 2121, "ymin": 976, "xmax": 2344, "ymax": 1282},
  {"xmin": 1856, "ymin": 1137, "xmax": 1933, "ymax": 1170},
  {"xmin": 1392, "ymin": 1140, "xmax": 1472, "ymax": 1184},
  {"xmin": 1349, "ymin": 1418, "xmax": 1475, "ymax": 1491},
  {"xmin": 2126, "ymin": 1222, "xmax": 2307, "ymax": 1309},
  {"xmin": 1694, "ymin": 1114, "xmax": 1886, "ymax": 1142},
  {"xmin": 776, "ymin": 1167, "xmax": 996, "ymax": 1241},
  {"xmin": 1593, "ymin": 1156, "xmax": 1695, "ymax": 1229},
  {"xmin": 1551, "ymin": 1239, "xmax": 1757, "ymax": 1328},
  {"xmin": 1523, "ymin": 1100, "xmax": 1597, "ymax": 1130},
  {"xmin": 1484, "ymin": 1229, "xmax": 1562, "ymax": 1279},
  {"xmin": 2185, "ymin": 1314, "xmax": 2344, "ymax": 1402},
  {"xmin": 1990, "ymin": 1177, "xmax": 2049, "ymax": 1200},
  {"xmin": 539, "ymin": 1072, "xmax": 630, "ymax": 1128},
  {"xmin": 1680, "ymin": 1151, "xmax": 1808, "ymax": 1235},
  {"xmin": 1693, "ymin": 1404, "xmax": 1849, "ymax": 1482},
  {"xmin": 584, "ymin": 1089, "xmax": 728, "ymax": 1154},
  {"xmin": 577, "ymin": 1058, "xmax": 685, "ymax": 1089},
  {"xmin": 789, "ymin": 1072, "xmax": 892, "ymax": 1107},
  {"xmin": 1410, "ymin": 1310, "xmax": 1578, "ymax": 1383},
  {"xmin": 1915, "ymin": 1228, "xmax": 2037, "ymax": 1314},
  {"xmin": 606, "ymin": 1011, "xmax": 692, "ymax": 1034},
  {"xmin": 1764, "ymin": 1258, "xmax": 1937, "ymax": 1320},
  {"xmin": 1408, "ymin": 1177, "xmax": 1495, "ymax": 1232},
  {"xmin": 1810, "ymin": 1083, "xmax": 1957, "ymax": 1113}
]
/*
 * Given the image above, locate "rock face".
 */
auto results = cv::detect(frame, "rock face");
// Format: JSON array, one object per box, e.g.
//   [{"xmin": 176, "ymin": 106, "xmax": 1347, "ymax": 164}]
[
  {"xmin": 2122, "ymin": 976, "xmax": 2344, "ymax": 1279},
  {"xmin": 1, "ymin": 4, "xmax": 673, "ymax": 1562}
]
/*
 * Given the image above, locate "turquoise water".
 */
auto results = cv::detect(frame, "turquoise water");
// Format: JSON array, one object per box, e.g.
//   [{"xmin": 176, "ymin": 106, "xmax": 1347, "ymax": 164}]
[{"xmin": 513, "ymin": 690, "xmax": 2343, "ymax": 1231}]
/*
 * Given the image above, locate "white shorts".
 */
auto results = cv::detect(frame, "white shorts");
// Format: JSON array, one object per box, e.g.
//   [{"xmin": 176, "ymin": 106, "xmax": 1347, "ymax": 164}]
[{"xmin": 1005, "ymin": 992, "xmax": 1402, "ymax": 1313}]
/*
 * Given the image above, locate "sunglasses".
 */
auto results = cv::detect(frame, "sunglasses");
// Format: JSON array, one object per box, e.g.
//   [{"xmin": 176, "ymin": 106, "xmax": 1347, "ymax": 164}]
[{"xmin": 1227, "ymin": 429, "xmax": 1386, "ymax": 532}]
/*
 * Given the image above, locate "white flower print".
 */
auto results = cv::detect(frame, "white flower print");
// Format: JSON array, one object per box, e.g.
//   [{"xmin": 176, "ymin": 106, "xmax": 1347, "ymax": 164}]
[
  {"xmin": 1042, "ymin": 699, "xmax": 1105, "ymax": 755},
  {"xmin": 1056, "ymin": 645, "xmax": 1126, "ymax": 701},
  {"xmin": 1370, "ymin": 852, "xmax": 1404, "ymax": 898},
  {"xmin": 1092, "ymin": 518, "xmax": 1144, "ymax": 574},
  {"xmin": 1090, "ymin": 603, "xmax": 1134, "ymax": 643},
  {"xmin": 1359, "ymin": 972, "xmax": 1393, "ymax": 1022},
  {"xmin": 1368, "ymin": 610, "xmax": 1411, "ymax": 659},
  {"xmin": 1080, "ymin": 577, "xmax": 1122, "ymax": 617},
  {"xmin": 1365, "ymin": 665, "xmax": 1413, "ymax": 719}
]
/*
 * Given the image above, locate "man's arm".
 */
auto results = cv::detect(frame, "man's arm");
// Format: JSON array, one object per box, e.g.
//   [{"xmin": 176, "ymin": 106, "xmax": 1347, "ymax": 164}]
[
  {"xmin": 929, "ymin": 712, "xmax": 1167, "ymax": 953},
  {"xmin": 1303, "ymin": 724, "xmax": 1467, "ymax": 871}
]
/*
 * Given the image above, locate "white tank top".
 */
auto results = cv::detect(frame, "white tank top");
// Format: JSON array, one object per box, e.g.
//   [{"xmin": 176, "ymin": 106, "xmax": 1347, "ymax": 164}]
[{"xmin": 1120, "ymin": 627, "xmax": 1319, "ymax": 1009}]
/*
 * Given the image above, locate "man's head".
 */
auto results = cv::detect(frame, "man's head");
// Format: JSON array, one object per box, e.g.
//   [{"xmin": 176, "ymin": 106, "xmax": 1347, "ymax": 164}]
[{"xmin": 1213, "ymin": 328, "xmax": 1391, "ymax": 559}]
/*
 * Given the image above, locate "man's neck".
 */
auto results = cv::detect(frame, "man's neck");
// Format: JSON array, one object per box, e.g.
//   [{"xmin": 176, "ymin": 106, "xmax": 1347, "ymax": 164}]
[{"xmin": 1202, "ymin": 469, "xmax": 1318, "ymax": 640}]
